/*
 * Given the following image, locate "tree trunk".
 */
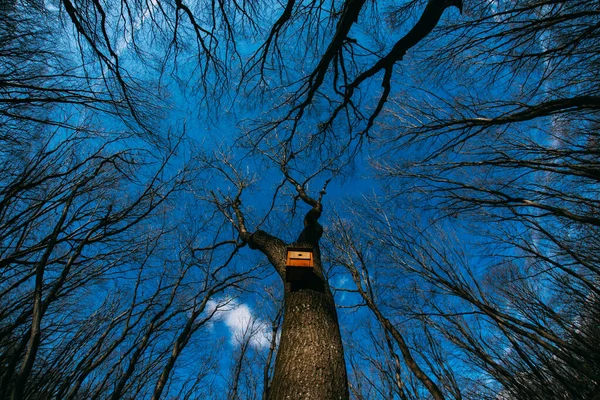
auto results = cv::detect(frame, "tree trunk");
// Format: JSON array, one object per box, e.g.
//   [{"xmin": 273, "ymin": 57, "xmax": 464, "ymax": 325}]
[
  {"xmin": 268, "ymin": 248, "xmax": 348, "ymax": 400},
  {"xmin": 242, "ymin": 204, "xmax": 348, "ymax": 399}
]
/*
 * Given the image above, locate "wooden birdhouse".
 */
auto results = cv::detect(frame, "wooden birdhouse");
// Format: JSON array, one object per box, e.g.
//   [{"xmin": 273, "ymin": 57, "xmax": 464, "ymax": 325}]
[{"xmin": 285, "ymin": 247, "xmax": 314, "ymax": 281}]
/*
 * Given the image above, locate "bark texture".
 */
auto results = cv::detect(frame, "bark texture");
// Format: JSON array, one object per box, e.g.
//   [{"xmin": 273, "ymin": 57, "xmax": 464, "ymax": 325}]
[{"xmin": 268, "ymin": 248, "xmax": 348, "ymax": 400}]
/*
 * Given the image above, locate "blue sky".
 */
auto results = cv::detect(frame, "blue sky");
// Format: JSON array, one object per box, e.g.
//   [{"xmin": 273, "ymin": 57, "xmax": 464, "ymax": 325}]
[{"xmin": 4, "ymin": 0, "xmax": 594, "ymax": 398}]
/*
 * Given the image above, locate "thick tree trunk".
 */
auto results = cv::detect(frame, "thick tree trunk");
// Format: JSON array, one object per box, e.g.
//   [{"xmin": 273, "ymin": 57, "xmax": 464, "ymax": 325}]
[
  {"xmin": 268, "ymin": 250, "xmax": 348, "ymax": 400},
  {"xmin": 242, "ymin": 205, "xmax": 348, "ymax": 399}
]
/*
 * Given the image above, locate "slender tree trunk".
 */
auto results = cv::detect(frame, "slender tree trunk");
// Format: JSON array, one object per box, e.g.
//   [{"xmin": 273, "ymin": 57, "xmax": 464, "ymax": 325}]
[{"xmin": 263, "ymin": 306, "xmax": 282, "ymax": 400}]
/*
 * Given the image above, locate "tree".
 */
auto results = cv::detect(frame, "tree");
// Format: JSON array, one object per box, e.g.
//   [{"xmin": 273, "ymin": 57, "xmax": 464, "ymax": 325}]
[
  {"xmin": 1, "ymin": 3, "xmax": 262, "ymax": 399},
  {"xmin": 198, "ymin": 149, "xmax": 349, "ymax": 398},
  {"xmin": 323, "ymin": 0, "xmax": 600, "ymax": 398}
]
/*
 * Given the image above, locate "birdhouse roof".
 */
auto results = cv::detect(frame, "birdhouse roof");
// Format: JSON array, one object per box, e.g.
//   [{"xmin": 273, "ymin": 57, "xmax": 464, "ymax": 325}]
[{"xmin": 286, "ymin": 246, "xmax": 313, "ymax": 252}]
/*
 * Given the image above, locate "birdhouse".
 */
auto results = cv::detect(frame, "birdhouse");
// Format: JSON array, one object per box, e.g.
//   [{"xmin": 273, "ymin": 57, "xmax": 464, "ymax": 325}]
[
  {"xmin": 285, "ymin": 247, "xmax": 314, "ymax": 281},
  {"xmin": 286, "ymin": 247, "xmax": 313, "ymax": 267}
]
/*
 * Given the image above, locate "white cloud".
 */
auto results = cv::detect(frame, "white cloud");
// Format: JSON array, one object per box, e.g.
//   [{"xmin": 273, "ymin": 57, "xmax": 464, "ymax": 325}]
[{"xmin": 206, "ymin": 298, "xmax": 272, "ymax": 349}]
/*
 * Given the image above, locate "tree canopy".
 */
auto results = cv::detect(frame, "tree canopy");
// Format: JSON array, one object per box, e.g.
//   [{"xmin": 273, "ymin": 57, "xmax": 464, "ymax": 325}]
[{"xmin": 1, "ymin": 0, "xmax": 599, "ymax": 399}]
